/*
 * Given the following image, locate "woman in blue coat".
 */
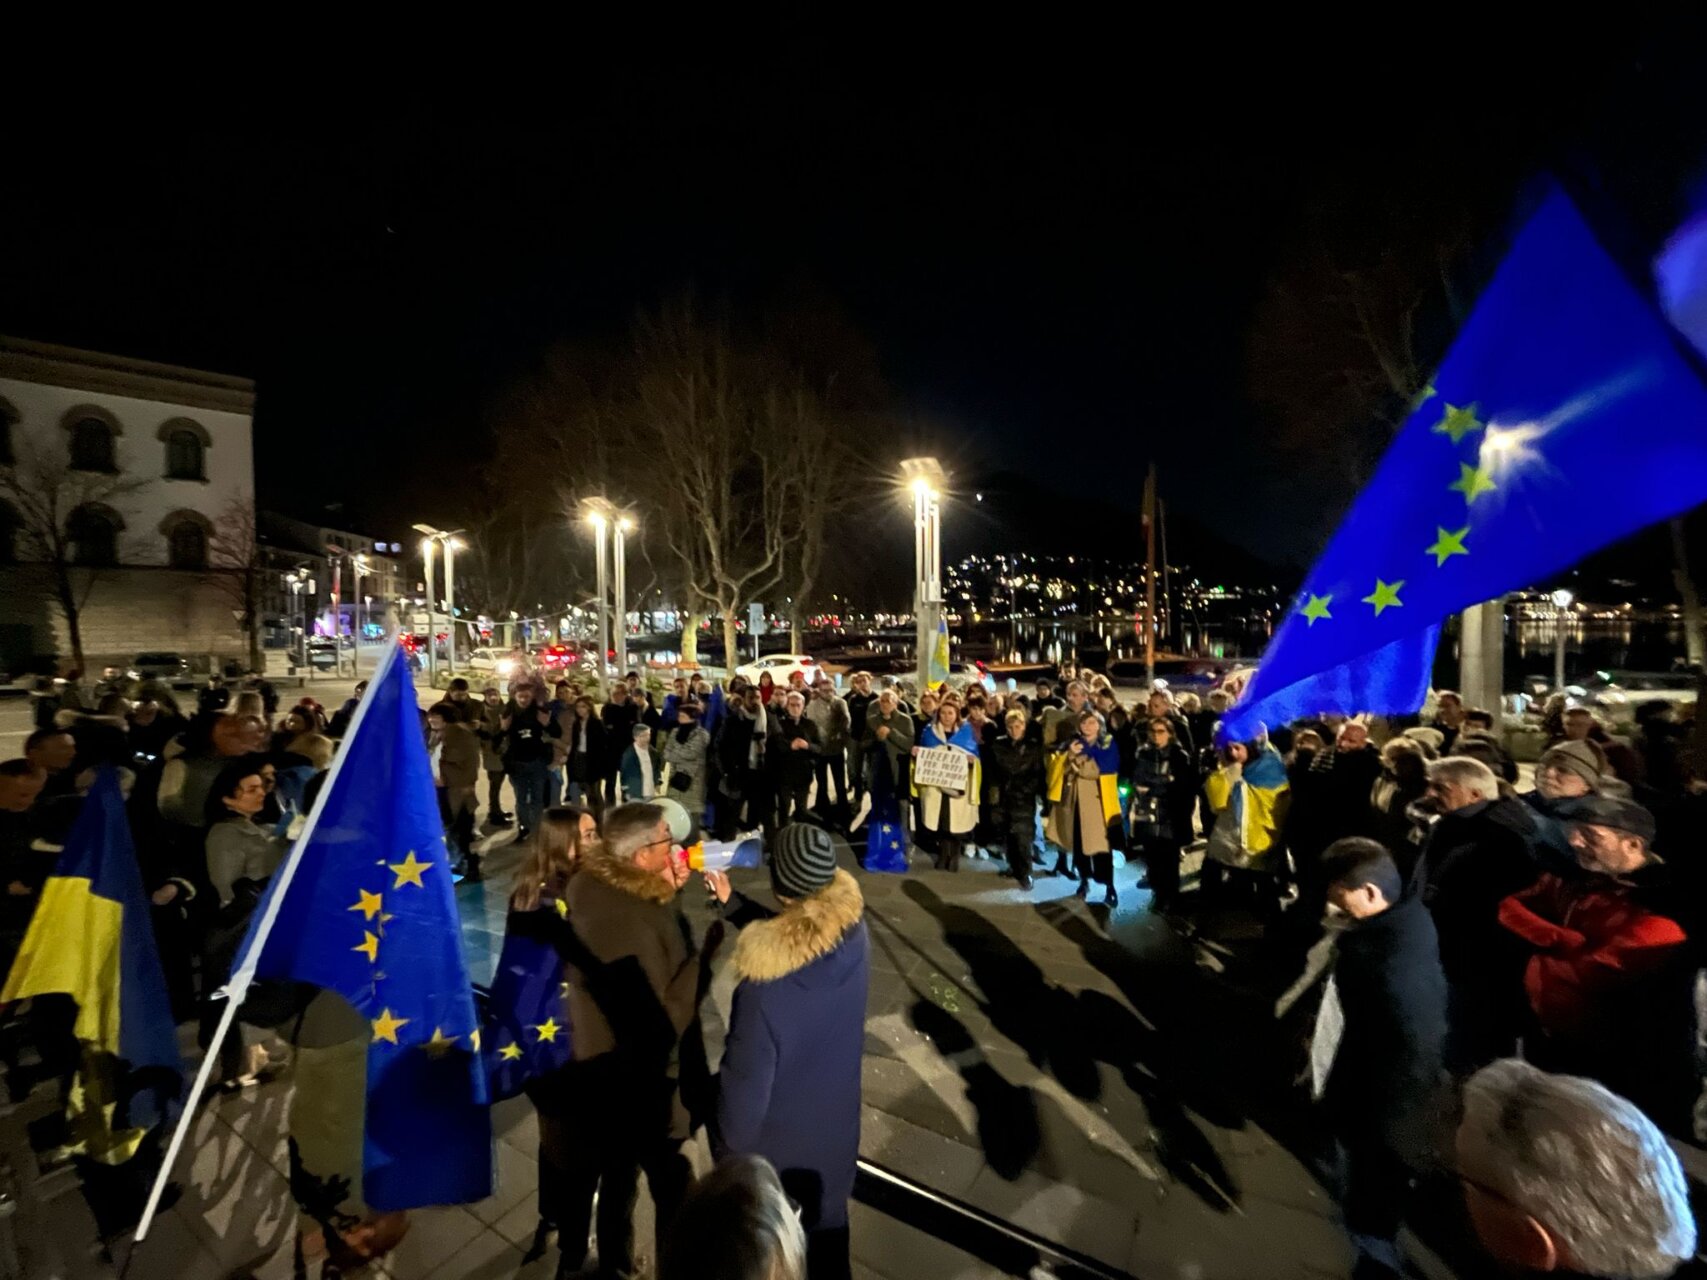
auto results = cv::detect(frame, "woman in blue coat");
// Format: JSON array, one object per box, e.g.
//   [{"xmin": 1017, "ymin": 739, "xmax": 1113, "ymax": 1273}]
[{"xmin": 706, "ymin": 821, "xmax": 869, "ymax": 1280}]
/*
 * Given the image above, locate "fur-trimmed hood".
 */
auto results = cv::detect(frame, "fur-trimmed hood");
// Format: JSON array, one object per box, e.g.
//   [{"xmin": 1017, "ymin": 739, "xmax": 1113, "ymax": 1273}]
[
  {"xmin": 733, "ymin": 868, "xmax": 864, "ymax": 983},
  {"xmin": 578, "ymin": 845, "xmax": 681, "ymax": 906}
]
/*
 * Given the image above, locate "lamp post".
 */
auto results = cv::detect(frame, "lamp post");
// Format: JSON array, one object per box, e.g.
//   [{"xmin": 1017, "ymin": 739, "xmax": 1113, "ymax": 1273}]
[
  {"xmin": 900, "ymin": 458, "xmax": 946, "ymax": 686},
  {"xmin": 419, "ymin": 534, "xmax": 438, "ymax": 683},
  {"xmin": 325, "ymin": 548, "xmax": 346, "ymax": 677},
  {"xmin": 1552, "ymin": 589, "xmax": 1574, "ymax": 693},
  {"xmin": 583, "ymin": 505, "xmax": 611, "ymax": 696},
  {"xmin": 285, "ymin": 569, "xmax": 313, "ymax": 674},
  {"xmin": 614, "ymin": 515, "xmax": 633, "ymax": 681},
  {"xmin": 351, "ymin": 554, "xmax": 370, "ymax": 677},
  {"xmin": 413, "ymin": 524, "xmax": 466, "ymax": 678}
]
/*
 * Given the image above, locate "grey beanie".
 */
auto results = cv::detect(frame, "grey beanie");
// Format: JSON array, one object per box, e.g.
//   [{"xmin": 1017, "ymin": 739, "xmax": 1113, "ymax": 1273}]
[
  {"xmin": 1540, "ymin": 740, "xmax": 1604, "ymax": 790},
  {"xmin": 770, "ymin": 822, "xmax": 838, "ymax": 900}
]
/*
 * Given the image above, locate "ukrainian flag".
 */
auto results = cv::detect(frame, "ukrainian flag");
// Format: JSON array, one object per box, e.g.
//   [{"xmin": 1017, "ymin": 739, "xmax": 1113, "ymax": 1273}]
[{"xmin": 2, "ymin": 768, "xmax": 180, "ymax": 1156}]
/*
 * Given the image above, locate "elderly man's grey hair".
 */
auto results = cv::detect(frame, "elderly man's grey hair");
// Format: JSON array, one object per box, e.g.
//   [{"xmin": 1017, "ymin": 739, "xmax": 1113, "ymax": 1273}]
[
  {"xmin": 1427, "ymin": 755, "xmax": 1500, "ymax": 802},
  {"xmin": 1461, "ymin": 1059, "xmax": 1695, "ymax": 1279}
]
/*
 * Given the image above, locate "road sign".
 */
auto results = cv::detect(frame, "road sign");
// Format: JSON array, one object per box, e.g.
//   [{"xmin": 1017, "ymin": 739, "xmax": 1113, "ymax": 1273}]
[{"xmin": 747, "ymin": 603, "xmax": 766, "ymax": 637}]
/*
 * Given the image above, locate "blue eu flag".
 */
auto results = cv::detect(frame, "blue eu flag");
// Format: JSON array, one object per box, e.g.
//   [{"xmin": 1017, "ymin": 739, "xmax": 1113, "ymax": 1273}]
[
  {"xmin": 239, "ymin": 645, "xmax": 492, "ymax": 1210},
  {"xmin": 1223, "ymin": 190, "xmax": 1707, "ymax": 741},
  {"xmin": 482, "ymin": 915, "xmax": 572, "ymax": 1102}
]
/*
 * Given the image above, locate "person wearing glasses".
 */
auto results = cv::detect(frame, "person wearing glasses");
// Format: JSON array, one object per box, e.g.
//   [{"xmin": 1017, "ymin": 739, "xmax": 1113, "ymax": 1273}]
[{"xmin": 560, "ymin": 802, "xmax": 702, "ymax": 1279}]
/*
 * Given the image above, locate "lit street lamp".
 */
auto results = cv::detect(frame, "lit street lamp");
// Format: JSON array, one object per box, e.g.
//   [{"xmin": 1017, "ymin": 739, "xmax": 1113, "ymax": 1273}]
[
  {"xmin": 414, "ymin": 524, "xmax": 466, "ymax": 676},
  {"xmin": 418, "ymin": 534, "xmax": 438, "ymax": 682},
  {"xmin": 352, "ymin": 554, "xmax": 370, "ymax": 676},
  {"xmin": 900, "ymin": 458, "xmax": 946, "ymax": 686},
  {"xmin": 583, "ymin": 504, "xmax": 611, "ymax": 695},
  {"xmin": 614, "ymin": 514, "xmax": 634, "ymax": 680},
  {"xmin": 1551, "ymin": 588, "xmax": 1574, "ymax": 693},
  {"xmin": 284, "ymin": 567, "xmax": 314, "ymax": 674}
]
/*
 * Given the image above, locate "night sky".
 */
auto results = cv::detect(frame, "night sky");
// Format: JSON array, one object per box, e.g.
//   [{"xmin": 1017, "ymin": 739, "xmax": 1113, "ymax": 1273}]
[{"xmin": 4, "ymin": 26, "xmax": 1704, "ymax": 578}]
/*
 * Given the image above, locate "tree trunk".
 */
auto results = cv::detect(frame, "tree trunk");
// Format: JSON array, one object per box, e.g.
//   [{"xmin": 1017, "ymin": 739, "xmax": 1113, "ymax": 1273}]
[
  {"xmin": 55, "ymin": 566, "xmax": 86, "ymax": 673},
  {"xmin": 679, "ymin": 609, "xmax": 702, "ymax": 666},
  {"xmin": 1672, "ymin": 517, "xmax": 1707, "ymax": 671},
  {"xmin": 721, "ymin": 611, "xmax": 740, "ymax": 678}
]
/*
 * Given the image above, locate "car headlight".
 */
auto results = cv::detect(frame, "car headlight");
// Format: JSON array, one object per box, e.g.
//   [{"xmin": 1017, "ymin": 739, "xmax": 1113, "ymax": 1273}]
[
  {"xmin": 498, "ymin": 659, "xmax": 515, "ymax": 675},
  {"xmin": 126, "ymin": 669, "xmax": 140, "ymax": 680}
]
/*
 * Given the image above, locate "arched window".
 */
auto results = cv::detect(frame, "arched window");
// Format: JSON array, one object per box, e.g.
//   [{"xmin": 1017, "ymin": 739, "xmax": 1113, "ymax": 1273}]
[
  {"xmin": 68, "ymin": 505, "xmax": 121, "ymax": 567},
  {"xmin": 168, "ymin": 521, "xmax": 208, "ymax": 569},
  {"xmin": 69, "ymin": 418, "xmax": 116, "ymax": 472},
  {"xmin": 165, "ymin": 429, "xmax": 205, "ymax": 480}
]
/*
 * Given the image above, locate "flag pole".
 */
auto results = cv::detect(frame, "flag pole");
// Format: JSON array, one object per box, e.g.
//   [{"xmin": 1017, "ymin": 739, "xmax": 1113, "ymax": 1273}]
[
  {"xmin": 135, "ymin": 632, "xmax": 406, "ymax": 1243},
  {"xmin": 1143, "ymin": 463, "xmax": 1158, "ymax": 686}
]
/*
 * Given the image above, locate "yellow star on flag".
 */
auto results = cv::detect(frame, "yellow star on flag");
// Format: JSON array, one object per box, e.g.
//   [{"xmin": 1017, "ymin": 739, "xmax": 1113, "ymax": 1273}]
[
  {"xmin": 423, "ymin": 1027, "xmax": 458, "ymax": 1058},
  {"xmin": 470, "ymin": 1029, "xmax": 480, "ymax": 1051},
  {"xmin": 532, "ymin": 1017, "xmax": 562, "ymax": 1043},
  {"xmin": 1300, "ymin": 594, "xmax": 1332, "ymax": 626},
  {"xmin": 389, "ymin": 851, "xmax": 431, "ymax": 889},
  {"xmin": 349, "ymin": 889, "xmax": 384, "ymax": 920},
  {"xmin": 498, "ymin": 1042, "xmax": 524, "ymax": 1061},
  {"xmin": 371, "ymin": 1009, "xmax": 410, "ymax": 1044},
  {"xmin": 1432, "ymin": 403, "xmax": 1482, "ymax": 444},
  {"xmin": 1426, "ymin": 525, "xmax": 1470, "ymax": 566},
  {"xmin": 554, "ymin": 898, "xmax": 569, "ymax": 919},
  {"xmin": 353, "ymin": 930, "xmax": 380, "ymax": 963},
  {"xmin": 1362, "ymin": 579, "xmax": 1405, "ymax": 615},
  {"xmin": 1450, "ymin": 461, "xmax": 1496, "ymax": 503}
]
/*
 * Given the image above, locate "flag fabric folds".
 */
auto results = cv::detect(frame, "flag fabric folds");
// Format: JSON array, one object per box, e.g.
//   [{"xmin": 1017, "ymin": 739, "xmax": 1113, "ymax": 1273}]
[
  {"xmin": 481, "ymin": 915, "xmax": 572, "ymax": 1102},
  {"xmin": 1, "ymin": 769, "xmax": 180, "ymax": 1145},
  {"xmin": 1223, "ymin": 190, "xmax": 1707, "ymax": 741},
  {"xmin": 239, "ymin": 646, "xmax": 492, "ymax": 1210},
  {"xmin": 927, "ymin": 614, "xmax": 952, "ymax": 688}
]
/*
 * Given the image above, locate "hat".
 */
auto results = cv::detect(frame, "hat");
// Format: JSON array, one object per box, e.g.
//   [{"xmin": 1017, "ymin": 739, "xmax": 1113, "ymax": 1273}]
[
  {"xmin": 1539, "ymin": 740, "xmax": 1605, "ymax": 790},
  {"xmin": 1401, "ymin": 726, "xmax": 1446, "ymax": 755},
  {"xmin": 770, "ymin": 822, "xmax": 838, "ymax": 900},
  {"xmin": 1570, "ymin": 794, "xmax": 1657, "ymax": 844}
]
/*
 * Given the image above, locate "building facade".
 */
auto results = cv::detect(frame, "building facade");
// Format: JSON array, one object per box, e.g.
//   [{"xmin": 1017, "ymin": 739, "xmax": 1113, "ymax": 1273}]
[
  {"xmin": 0, "ymin": 335, "xmax": 256, "ymax": 673},
  {"xmin": 257, "ymin": 511, "xmax": 410, "ymax": 648}
]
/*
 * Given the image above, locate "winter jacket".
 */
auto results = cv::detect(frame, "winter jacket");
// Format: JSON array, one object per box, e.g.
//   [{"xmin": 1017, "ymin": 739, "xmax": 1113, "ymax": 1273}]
[
  {"xmin": 913, "ymin": 722, "xmax": 983, "ymax": 837},
  {"xmin": 598, "ymin": 700, "xmax": 640, "ymax": 771},
  {"xmin": 768, "ymin": 714, "xmax": 820, "ymax": 790},
  {"xmin": 563, "ymin": 712, "xmax": 605, "ymax": 783},
  {"xmin": 1203, "ymin": 747, "xmax": 1290, "ymax": 873},
  {"xmin": 845, "ymin": 690, "xmax": 877, "ymax": 748},
  {"xmin": 474, "ymin": 701, "xmax": 506, "ymax": 772},
  {"xmin": 861, "ymin": 708, "xmax": 914, "ymax": 781},
  {"xmin": 716, "ymin": 869, "xmax": 869, "ymax": 1231},
  {"xmin": 988, "ymin": 735, "xmax": 1044, "ymax": 828},
  {"xmin": 563, "ymin": 848, "xmax": 700, "ymax": 1140},
  {"xmin": 804, "ymin": 694, "xmax": 852, "ymax": 755},
  {"xmin": 1320, "ymin": 896, "xmax": 1447, "ymax": 1161},
  {"xmin": 1131, "ymin": 742, "xmax": 1197, "ymax": 844},
  {"xmin": 435, "ymin": 720, "xmax": 481, "ymax": 792},
  {"xmin": 205, "ymin": 816, "xmax": 288, "ymax": 907},
  {"xmin": 1498, "ymin": 867, "xmax": 1696, "ymax": 1131},
  {"xmin": 501, "ymin": 702, "xmax": 562, "ymax": 767},
  {"xmin": 1412, "ymin": 796, "xmax": 1543, "ymax": 985},
  {"xmin": 620, "ymin": 744, "xmax": 662, "ymax": 800},
  {"xmin": 660, "ymin": 724, "xmax": 710, "ymax": 814}
]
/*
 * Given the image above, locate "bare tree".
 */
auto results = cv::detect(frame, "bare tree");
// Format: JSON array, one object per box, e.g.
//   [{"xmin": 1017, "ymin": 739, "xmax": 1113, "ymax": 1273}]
[
  {"xmin": 208, "ymin": 495, "xmax": 265, "ymax": 672},
  {"xmin": 0, "ymin": 439, "xmax": 143, "ymax": 671}
]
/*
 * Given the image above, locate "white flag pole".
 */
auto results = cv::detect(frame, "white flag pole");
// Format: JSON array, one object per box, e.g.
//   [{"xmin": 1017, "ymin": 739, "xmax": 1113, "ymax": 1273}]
[{"xmin": 135, "ymin": 633, "xmax": 406, "ymax": 1242}]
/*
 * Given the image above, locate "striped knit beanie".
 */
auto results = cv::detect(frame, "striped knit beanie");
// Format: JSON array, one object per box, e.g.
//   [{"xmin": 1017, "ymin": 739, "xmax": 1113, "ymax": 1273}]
[{"xmin": 771, "ymin": 822, "xmax": 838, "ymax": 900}]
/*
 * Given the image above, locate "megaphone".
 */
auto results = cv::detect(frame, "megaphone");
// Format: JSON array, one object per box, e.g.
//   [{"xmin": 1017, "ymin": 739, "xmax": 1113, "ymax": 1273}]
[
  {"xmin": 686, "ymin": 833, "xmax": 764, "ymax": 873},
  {"xmin": 656, "ymin": 798, "xmax": 695, "ymax": 845}
]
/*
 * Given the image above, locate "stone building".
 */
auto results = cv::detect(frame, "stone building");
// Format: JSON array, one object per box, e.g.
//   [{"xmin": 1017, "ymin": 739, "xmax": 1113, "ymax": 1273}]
[{"xmin": 0, "ymin": 335, "xmax": 256, "ymax": 674}]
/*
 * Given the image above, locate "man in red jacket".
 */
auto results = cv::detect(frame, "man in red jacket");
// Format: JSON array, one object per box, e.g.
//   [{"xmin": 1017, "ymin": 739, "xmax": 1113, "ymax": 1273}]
[{"xmin": 1497, "ymin": 796, "xmax": 1695, "ymax": 1132}]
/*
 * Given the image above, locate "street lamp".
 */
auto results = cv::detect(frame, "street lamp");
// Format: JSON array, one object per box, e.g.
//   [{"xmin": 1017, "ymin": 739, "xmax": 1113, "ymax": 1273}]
[
  {"xmin": 1551, "ymin": 589, "xmax": 1574, "ymax": 693},
  {"xmin": 284, "ymin": 568, "xmax": 314, "ymax": 674},
  {"xmin": 582, "ymin": 503, "xmax": 612, "ymax": 695},
  {"xmin": 351, "ymin": 554, "xmax": 370, "ymax": 675},
  {"xmin": 418, "ymin": 534, "xmax": 438, "ymax": 683},
  {"xmin": 900, "ymin": 458, "xmax": 946, "ymax": 686},
  {"xmin": 614, "ymin": 514, "xmax": 634, "ymax": 681},
  {"xmin": 413, "ymin": 524, "xmax": 466, "ymax": 677}
]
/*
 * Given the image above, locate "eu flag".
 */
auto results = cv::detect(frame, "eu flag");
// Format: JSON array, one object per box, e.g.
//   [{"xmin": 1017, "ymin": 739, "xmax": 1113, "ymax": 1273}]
[
  {"xmin": 2, "ymin": 769, "xmax": 179, "ymax": 1147},
  {"xmin": 1223, "ymin": 190, "xmax": 1707, "ymax": 740},
  {"xmin": 482, "ymin": 917, "xmax": 572, "ymax": 1102},
  {"xmin": 238, "ymin": 645, "xmax": 492, "ymax": 1210}
]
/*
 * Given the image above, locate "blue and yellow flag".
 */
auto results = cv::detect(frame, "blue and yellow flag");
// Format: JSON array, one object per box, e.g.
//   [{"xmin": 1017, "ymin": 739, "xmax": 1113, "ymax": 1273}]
[
  {"xmin": 927, "ymin": 613, "xmax": 952, "ymax": 688},
  {"xmin": 1, "ymin": 768, "xmax": 180, "ymax": 1118},
  {"xmin": 238, "ymin": 645, "xmax": 492, "ymax": 1210},
  {"xmin": 1224, "ymin": 190, "xmax": 1707, "ymax": 740}
]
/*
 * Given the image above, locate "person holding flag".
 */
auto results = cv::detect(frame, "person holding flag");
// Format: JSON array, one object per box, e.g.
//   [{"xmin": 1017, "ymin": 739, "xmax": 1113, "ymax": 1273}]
[
  {"xmin": 1045, "ymin": 710, "xmax": 1123, "ymax": 904},
  {"xmin": 1, "ymin": 768, "xmax": 180, "ymax": 1242},
  {"xmin": 135, "ymin": 639, "xmax": 493, "ymax": 1264}
]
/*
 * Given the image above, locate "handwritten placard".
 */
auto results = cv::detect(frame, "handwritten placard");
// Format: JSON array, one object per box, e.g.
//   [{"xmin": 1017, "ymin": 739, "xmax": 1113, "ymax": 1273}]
[{"xmin": 913, "ymin": 745, "xmax": 970, "ymax": 791}]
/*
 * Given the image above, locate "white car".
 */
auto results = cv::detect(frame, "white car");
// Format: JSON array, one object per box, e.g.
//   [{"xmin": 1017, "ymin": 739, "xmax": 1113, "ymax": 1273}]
[
  {"xmin": 1575, "ymin": 670, "xmax": 1701, "ymax": 724},
  {"xmin": 735, "ymin": 653, "xmax": 822, "ymax": 686}
]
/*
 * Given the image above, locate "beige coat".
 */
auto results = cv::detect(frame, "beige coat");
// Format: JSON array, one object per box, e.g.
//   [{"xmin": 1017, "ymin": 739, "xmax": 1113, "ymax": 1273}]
[{"xmin": 1047, "ymin": 754, "xmax": 1112, "ymax": 855}]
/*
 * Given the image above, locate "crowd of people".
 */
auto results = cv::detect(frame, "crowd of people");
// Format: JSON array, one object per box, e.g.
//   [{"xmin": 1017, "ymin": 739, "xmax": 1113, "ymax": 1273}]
[{"xmin": 1, "ymin": 655, "xmax": 1704, "ymax": 1278}]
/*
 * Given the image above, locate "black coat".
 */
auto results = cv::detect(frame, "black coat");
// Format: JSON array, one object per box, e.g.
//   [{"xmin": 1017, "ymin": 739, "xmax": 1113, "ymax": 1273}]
[
  {"xmin": 988, "ymin": 735, "xmax": 1044, "ymax": 827},
  {"xmin": 599, "ymin": 700, "xmax": 640, "ymax": 770},
  {"xmin": 1131, "ymin": 743, "xmax": 1197, "ymax": 844},
  {"xmin": 767, "ymin": 714, "xmax": 820, "ymax": 789},
  {"xmin": 1412, "ymin": 796, "xmax": 1541, "ymax": 984},
  {"xmin": 1322, "ymin": 896, "xmax": 1447, "ymax": 1159}
]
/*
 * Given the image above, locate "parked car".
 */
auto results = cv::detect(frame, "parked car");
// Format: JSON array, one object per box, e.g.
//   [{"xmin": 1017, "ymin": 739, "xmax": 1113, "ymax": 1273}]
[
  {"xmin": 530, "ymin": 643, "xmax": 580, "ymax": 672},
  {"xmin": 128, "ymin": 652, "xmax": 190, "ymax": 686},
  {"xmin": 735, "ymin": 653, "xmax": 821, "ymax": 686},
  {"xmin": 894, "ymin": 661, "xmax": 996, "ymax": 693},
  {"xmin": 1575, "ymin": 670, "xmax": 1701, "ymax": 723},
  {"xmin": 304, "ymin": 638, "xmax": 340, "ymax": 672}
]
